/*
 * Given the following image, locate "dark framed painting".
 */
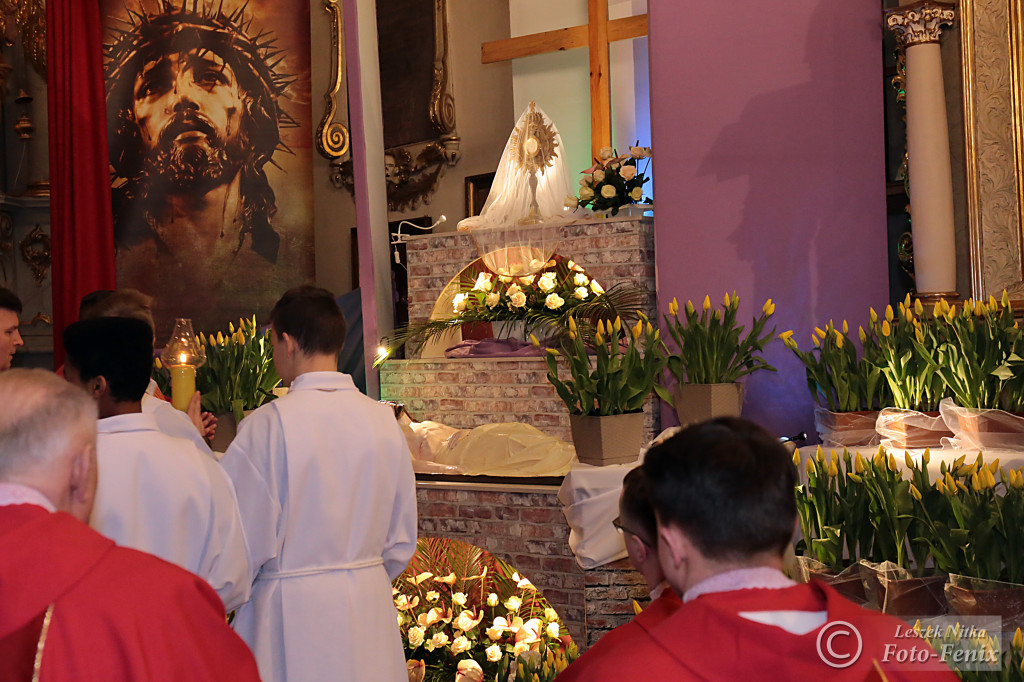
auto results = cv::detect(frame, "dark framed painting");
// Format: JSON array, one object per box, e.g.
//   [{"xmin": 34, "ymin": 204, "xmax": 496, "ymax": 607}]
[{"xmin": 465, "ymin": 172, "xmax": 495, "ymax": 218}]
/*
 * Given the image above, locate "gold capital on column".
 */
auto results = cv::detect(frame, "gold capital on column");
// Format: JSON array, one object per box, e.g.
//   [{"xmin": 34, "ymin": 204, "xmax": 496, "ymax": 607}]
[{"xmin": 885, "ymin": 1, "xmax": 956, "ymax": 47}]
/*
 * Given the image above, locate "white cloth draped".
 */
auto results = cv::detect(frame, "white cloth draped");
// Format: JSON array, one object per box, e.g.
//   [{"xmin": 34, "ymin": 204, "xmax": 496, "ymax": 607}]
[
  {"xmin": 220, "ymin": 371, "xmax": 417, "ymax": 682},
  {"xmin": 90, "ymin": 412, "xmax": 250, "ymax": 611}
]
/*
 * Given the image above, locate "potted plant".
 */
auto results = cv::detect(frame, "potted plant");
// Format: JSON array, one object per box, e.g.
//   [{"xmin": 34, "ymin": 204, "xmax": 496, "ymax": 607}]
[
  {"xmin": 924, "ymin": 293, "xmax": 1024, "ymax": 449},
  {"xmin": 394, "ymin": 537, "xmax": 577, "ymax": 682},
  {"xmin": 872, "ymin": 298, "xmax": 953, "ymax": 448},
  {"xmin": 573, "ymin": 144, "xmax": 652, "ymax": 217},
  {"xmin": 381, "ymin": 255, "xmax": 647, "ymax": 359},
  {"xmin": 657, "ymin": 293, "xmax": 776, "ymax": 427},
  {"xmin": 196, "ymin": 317, "xmax": 280, "ymax": 449},
  {"xmin": 782, "ymin": 319, "xmax": 888, "ymax": 447},
  {"xmin": 540, "ymin": 313, "xmax": 667, "ymax": 465}
]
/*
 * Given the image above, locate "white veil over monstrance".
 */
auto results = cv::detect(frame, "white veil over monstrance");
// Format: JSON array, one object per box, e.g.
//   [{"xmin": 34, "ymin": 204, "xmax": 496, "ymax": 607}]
[{"xmin": 458, "ymin": 103, "xmax": 585, "ymax": 276}]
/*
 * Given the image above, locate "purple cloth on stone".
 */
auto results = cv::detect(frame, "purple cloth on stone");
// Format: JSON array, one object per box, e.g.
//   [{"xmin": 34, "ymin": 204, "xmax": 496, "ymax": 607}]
[{"xmin": 444, "ymin": 337, "xmax": 547, "ymax": 358}]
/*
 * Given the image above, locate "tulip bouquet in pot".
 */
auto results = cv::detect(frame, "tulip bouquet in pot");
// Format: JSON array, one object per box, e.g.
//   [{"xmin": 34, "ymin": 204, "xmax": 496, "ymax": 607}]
[
  {"xmin": 195, "ymin": 316, "xmax": 280, "ymax": 423},
  {"xmin": 573, "ymin": 144, "xmax": 652, "ymax": 216},
  {"xmin": 394, "ymin": 537, "xmax": 577, "ymax": 682},
  {"xmin": 656, "ymin": 293, "xmax": 776, "ymax": 425},
  {"xmin": 781, "ymin": 319, "xmax": 889, "ymax": 448},
  {"xmin": 540, "ymin": 313, "xmax": 667, "ymax": 465}
]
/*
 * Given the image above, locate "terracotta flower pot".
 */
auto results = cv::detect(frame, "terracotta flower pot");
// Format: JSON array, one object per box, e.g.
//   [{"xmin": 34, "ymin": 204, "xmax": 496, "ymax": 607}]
[
  {"xmin": 876, "ymin": 408, "xmax": 952, "ymax": 448},
  {"xmin": 946, "ymin": 575, "xmax": 1024, "ymax": 632},
  {"xmin": 673, "ymin": 383, "xmax": 744, "ymax": 428},
  {"xmin": 815, "ymin": 407, "xmax": 880, "ymax": 448},
  {"xmin": 569, "ymin": 412, "xmax": 645, "ymax": 466}
]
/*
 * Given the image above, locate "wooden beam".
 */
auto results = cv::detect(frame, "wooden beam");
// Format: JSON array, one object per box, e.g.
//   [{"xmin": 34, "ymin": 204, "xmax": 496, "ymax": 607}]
[
  {"xmin": 588, "ymin": 0, "xmax": 611, "ymax": 159},
  {"xmin": 481, "ymin": 16, "xmax": 648, "ymax": 64}
]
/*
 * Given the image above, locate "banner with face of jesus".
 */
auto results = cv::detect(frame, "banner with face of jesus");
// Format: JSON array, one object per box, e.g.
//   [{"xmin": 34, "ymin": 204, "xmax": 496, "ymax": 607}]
[{"xmin": 102, "ymin": 0, "xmax": 315, "ymax": 339}]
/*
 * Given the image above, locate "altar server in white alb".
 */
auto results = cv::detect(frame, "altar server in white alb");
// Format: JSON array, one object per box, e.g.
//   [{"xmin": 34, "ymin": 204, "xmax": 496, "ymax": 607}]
[
  {"xmin": 62, "ymin": 317, "xmax": 250, "ymax": 611},
  {"xmin": 221, "ymin": 285, "xmax": 417, "ymax": 682}
]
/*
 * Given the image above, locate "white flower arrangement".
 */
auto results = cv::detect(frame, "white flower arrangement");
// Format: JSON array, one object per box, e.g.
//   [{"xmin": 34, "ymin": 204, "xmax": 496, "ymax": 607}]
[{"xmin": 574, "ymin": 143, "xmax": 652, "ymax": 216}]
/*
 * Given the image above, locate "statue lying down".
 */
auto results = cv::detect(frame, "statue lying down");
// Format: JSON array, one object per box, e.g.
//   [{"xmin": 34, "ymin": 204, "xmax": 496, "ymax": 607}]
[{"xmin": 385, "ymin": 403, "xmax": 577, "ymax": 477}]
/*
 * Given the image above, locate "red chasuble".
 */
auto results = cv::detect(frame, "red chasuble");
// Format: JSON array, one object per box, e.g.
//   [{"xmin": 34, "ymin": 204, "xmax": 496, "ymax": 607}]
[
  {"xmin": 557, "ymin": 581, "xmax": 959, "ymax": 681},
  {"xmin": 559, "ymin": 588, "xmax": 682, "ymax": 680},
  {"xmin": 0, "ymin": 504, "xmax": 260, "ymax": 682}
]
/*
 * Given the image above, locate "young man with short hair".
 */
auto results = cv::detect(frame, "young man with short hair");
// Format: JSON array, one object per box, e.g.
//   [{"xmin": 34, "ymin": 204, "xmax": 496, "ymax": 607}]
[
  {"xmin": 62, "ymin": 317, "xmax": 249, "ymax": 611},
  {"xmin": 0, "ymin": 286, "xmax": 24, "ymax": 371},
  {"xmin": 0, "ymin": 369, "xmax": 259, "ymax": 681},
  {"xmin": 562, "ymin": 418, "xmax": 958, "ymax": 680},
  {"xmin": 221, "ymin": 285, "xmax": 418, "ymax": 682}
]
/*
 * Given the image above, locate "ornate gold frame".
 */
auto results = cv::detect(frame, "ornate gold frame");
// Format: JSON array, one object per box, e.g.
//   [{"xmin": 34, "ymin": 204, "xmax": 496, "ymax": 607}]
[
  {"xmin": 960, "ymin": 0, "xmax": 1024, "ymax": 301},
  {"xmin": 334, "ymin": 0, "xmax": 460, "ymax": 211}
]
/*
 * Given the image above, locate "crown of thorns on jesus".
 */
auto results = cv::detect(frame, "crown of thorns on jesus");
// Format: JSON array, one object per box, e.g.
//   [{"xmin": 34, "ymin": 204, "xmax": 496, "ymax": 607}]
[{"xmin": 104, "ymin": 0, "xmax": 299, "ymax": 171}]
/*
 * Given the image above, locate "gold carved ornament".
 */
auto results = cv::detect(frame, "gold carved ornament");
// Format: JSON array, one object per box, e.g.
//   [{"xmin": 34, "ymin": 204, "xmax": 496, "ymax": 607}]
[
  {"xmin": 885, "ymin": 1, "xmax": 956, "ymax": 47},
  {"xmin": 0, "ymin": 0, "xmax": 45, "ymax": 76},
  {"xmin": 315, "ymin": 0, "xmax": 350, "ymax": 162},
  {"xmin": 19, "ymin": 224, "xmax": 49, "ymax": 286}
]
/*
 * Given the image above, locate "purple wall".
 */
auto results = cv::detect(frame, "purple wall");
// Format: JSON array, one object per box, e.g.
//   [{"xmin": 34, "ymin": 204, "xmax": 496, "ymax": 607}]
[{"xmin": 649, "ymin": 0, "xmax": 889, "ymax": 439}]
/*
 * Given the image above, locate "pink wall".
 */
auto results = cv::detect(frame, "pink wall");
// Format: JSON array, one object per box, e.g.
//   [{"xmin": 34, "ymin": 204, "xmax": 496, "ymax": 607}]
[{"xmin": 649, "ymin": 0, "xmax": 889, "ymax": 439}]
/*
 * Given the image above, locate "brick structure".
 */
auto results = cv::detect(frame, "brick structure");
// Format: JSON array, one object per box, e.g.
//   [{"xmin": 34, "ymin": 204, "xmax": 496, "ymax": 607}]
[
  {"xmin": 404, "ymin": 217, "xmax": 655, "ymax": 326},
  {"xmin": 381, "ymin": 358, "xmax": 658, "ymax": 444},
  {"xmin": 417, "ymin": 482, "xmax": 652, "ymax": 650}
]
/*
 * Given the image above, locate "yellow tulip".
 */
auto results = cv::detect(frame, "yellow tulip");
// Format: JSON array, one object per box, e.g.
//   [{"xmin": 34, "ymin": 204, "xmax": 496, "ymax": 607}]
[
  {"xmin": 882, "ymin": 320, "xmax": 891, "ymax": 337},
  {"xmin": 597, "ymin": 319, "xmax": 605, "ymax": 336},
  {"xmin": 631, "ymin": 320, "xmax": 642, "ymax": 340},
  {"xmin": 854, "ymin": 453, "xmax": 866, "ymax": 474},
  {"xmin": 904, "ymin": 292, "xmax": 912, "ymax": 308},
  {"xmin": 613, "ymin": 317, "xmax": 622, "ymax": 333},
  {"xmin": 669, "ymin": 298, "xmax": 679, "ymax": 316},
  {"xmin": 842, "ymin": 320, "xmax": 849, "ymax": 334},
  {"xmin": 957, "ymin": 481, "xmax": 968, "ymax": 494},
  {"xmin": 828, "ymin": 460, "xmax": 838, "ymax": 477},
  {"xmin": 858, "ymin": 326, "xmax": 867, "ymax": 344},
  {"xmin": 909, "ymin": 484, "xmax": 922, "ymax": 501},
  {"xmin": 595, "ymin": 332, "xmax": 605, "ymax": 345},
  {"xmin": 888, "ymin": 454, "xmax": 899, "ymax": 473},
  {"xmin": 915, "ymin": 327, "xmax": 924, "ymax": 344},
  {"xmin": 545, "ymin": 348, "xmax": 560, "ymax": 356},
  {"xmin": 805, "ymin": 459, "xmax": 814, "ymax": 477},
  {"xmin": 814, "ymin": 327, "xmax": 827, "ymax": 339},
  {"xmin": 905, "ymin": 452, "xmax": 915, "ymax": 469},
  {"xmin": 835, "ymin": 334, "xmax": 844, "ymax": 350},
  {"xmin": 971, "ymin": 472, "xmax": 982, "ymax": 492},
  {"xmin": 936, "ymin": 478, "xmax": 947, "ymax": 495},
  {"xmin": 723, "ymin": 292, "xmax": 731, "ymax": 308},
  {"xmin": 217, "ymin": 331, "xmax": 226, "ymax": 345},
  {"xmin": 154, "ymin": 357, "xmax": 163, "ymax": 370},
  {"xmin": 975, "ymin": 301, "xmax": 984, "ymax": 316},
  {"xmin": 953, "ymin": 454, "xmax": 966, "ymax": 469},
  {"xmin": 1003, "ymin": 289, "xmax": 1011, "ymax": 308},
  {"xmin": 792, "ymin": 450, "xmax": 801, "ymax": 467},
  {"xmin": 989, "ymin": 458, "xmax": 1000, "ymax": 474},
  {"xmin": 568, "ymin": 317, "xmax": 577, "ymax": 333},
  {"xmin": 1013, "ymin": 628, "xmax": 1023, "ymax": 652},
  {"xmin": 847, "ymin": 473, "xmax": 863, "ymax": 484},
  {"xmin": 530, "ymin": 334, "xmax": 540, "ymax": 347},
  {"xmin": 869, "ymin": 307, "xmax": 878, "ymax": 324},
  {"xmin": 873, "ymin": 447, "xmax": 886, "ymax": 468},
  {"xmin": 905, "ymin": 307, "xmax": 914, "ymax": 323},
  {"xmin": 646, "ymin": 322, "xmax": 654, "ymax": 336},
  {"xmin": 945, "ymin": 472, "xmax": 957, "ymax": 491},
  {"xmin": 885, "ymin": 305, "xmax": 894, "ymax": 322},
  {"xmin": 815, "ymin": 445, "xmax": 825, "ymax": 463},
  {"xmin": 922, "ymin": 448, "xmax": 930, "ymax": 465},
  {"xmin": 686, "ymin": 300, "xmax": 695, "ymax": 315},
  {"xmin": 229, "ymin": 321, "xmax": 235, "ymax": 333},
  {"xmin": 914, "ymin": 298, "xmax": 924, "ymax": 316},
  {"xmin": 778, "ymin": 330, "xmax": 795, "ymax": 342},
  {"xmin": 702, "ymin": 295, "xmax": 711, "ymax": 311},
  {"xmin": 932, "ymin": 302, "xmax": 942, "ymax": 318},
  {"xmin": 762, "ymin": 299, "xmax": 775, "ymax": 316},
  {"xmin": 989, "ymin": 294, "xmax": 998, "ymax": 310},
  {"xmin": 812, "ymin": 334, "xmax": 820, "ymax": 348}
]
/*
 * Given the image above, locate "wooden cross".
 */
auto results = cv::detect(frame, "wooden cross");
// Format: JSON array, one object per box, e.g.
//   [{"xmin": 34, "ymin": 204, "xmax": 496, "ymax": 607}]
[{"xmin": 481, "ymin": 0, "xmax": 648, "ymax": 162}]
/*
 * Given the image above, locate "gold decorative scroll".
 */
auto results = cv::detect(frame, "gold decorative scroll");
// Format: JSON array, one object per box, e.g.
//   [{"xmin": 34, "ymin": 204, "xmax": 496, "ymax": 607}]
[
  {"xmin": 316, "ymin": 0, "xmax": 350, "ymax": 160},
  {"xmin": 885, "ymin": 1, "xmax": 956, "ymax": 47},
  {"xmin": 19, "ymin": 225, "xmax": 49, "ymax": 286}
]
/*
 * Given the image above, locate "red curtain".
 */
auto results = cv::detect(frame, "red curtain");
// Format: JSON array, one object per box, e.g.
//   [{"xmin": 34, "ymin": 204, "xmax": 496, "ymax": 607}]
[{"xmin": 46, "ymin": 0, "xmax": 117, "ymax": 367}]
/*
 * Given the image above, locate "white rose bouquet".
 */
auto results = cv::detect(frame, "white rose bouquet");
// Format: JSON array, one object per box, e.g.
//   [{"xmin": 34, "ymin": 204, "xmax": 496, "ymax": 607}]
[
  {"xmin": 394, "ymin": 537, "xmax": 578, "ymax": 682},
  {"xmin": 574, "ymin": 143, "xmax": 652, "ymax": 216}
]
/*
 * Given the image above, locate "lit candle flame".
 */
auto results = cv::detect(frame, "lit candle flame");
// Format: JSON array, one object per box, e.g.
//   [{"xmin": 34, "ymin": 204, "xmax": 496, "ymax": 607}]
[{"xmin": 179, "ymin": 352, "xmax": 187, "ymax": 364}]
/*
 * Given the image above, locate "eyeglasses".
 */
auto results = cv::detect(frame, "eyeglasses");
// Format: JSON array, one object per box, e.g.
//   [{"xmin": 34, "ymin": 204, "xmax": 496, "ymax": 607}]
[{"xmin": 612, "ymin": 515, "xmax": 653, "ymax": 548}]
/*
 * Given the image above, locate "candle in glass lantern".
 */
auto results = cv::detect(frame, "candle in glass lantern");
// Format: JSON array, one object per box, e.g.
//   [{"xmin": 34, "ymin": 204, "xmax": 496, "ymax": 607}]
[{"xmin": 161, "ymin": 319, "xmax": 206, "ymax": 413}]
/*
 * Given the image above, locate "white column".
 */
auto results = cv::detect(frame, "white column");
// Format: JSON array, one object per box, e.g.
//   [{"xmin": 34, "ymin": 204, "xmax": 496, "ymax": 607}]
[{"xmin": 885, "ymin": 1, "xmax": 957, "ymax": 301}]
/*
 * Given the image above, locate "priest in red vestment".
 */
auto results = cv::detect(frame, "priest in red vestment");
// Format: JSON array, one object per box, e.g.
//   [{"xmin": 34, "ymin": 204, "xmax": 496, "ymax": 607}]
[
  {"xmin": 0, "ymin": 369, "xmax": 260, "ymax": 681},
  {"xmin": 558, "ymin": 418, "xmax": 959, "ymax": 681}
]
